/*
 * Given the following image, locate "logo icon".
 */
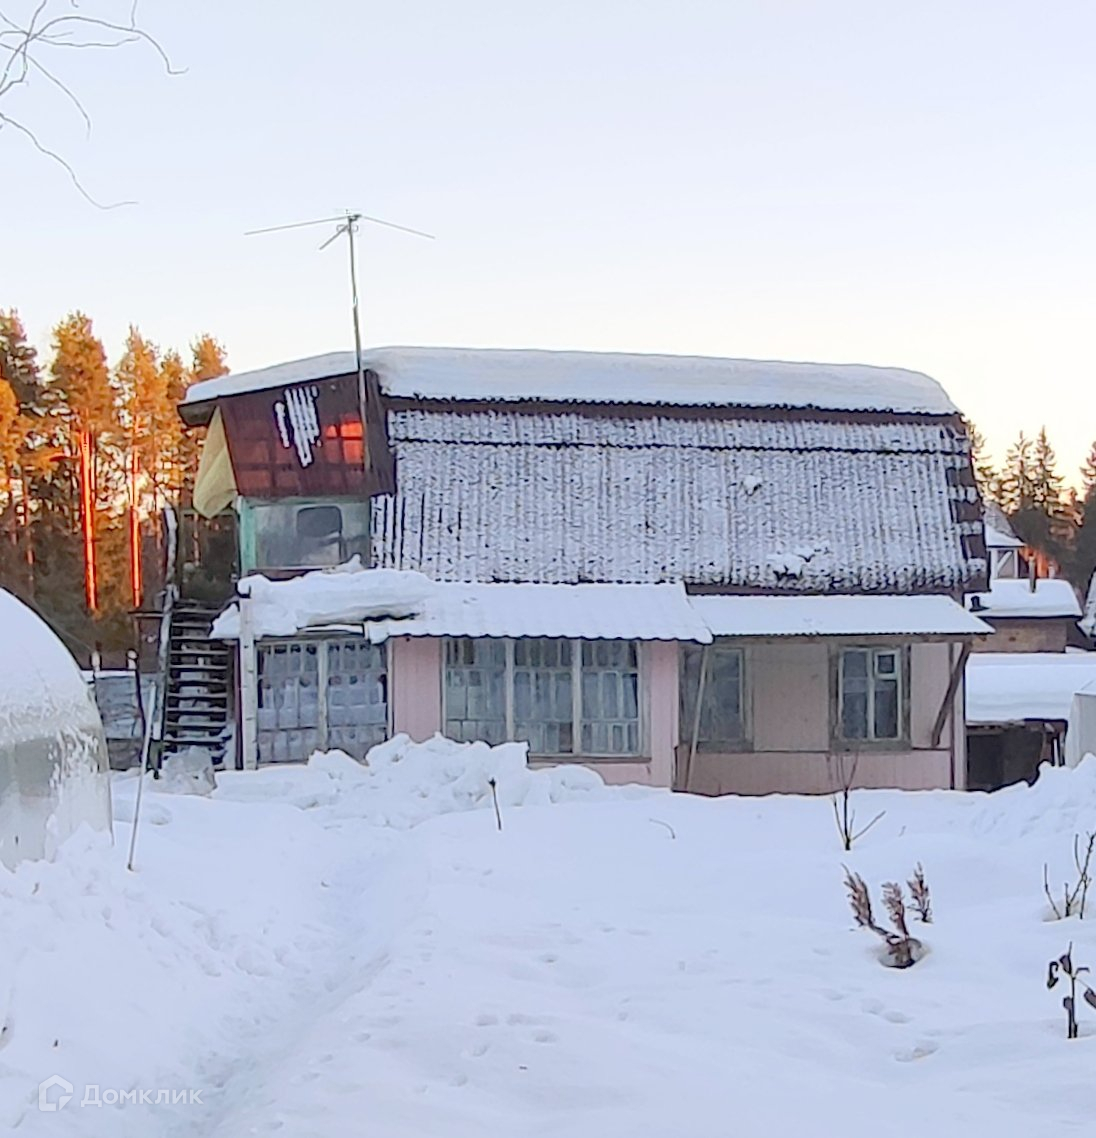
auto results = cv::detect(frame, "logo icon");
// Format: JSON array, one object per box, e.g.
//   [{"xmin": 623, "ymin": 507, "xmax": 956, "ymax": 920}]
[{"xmin": 39, "ymin": 1075, "xmax": 73, "ymax": 1112}]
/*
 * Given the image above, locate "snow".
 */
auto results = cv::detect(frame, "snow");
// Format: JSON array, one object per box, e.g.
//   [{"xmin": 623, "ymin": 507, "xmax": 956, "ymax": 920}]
[
  {"xmin": 966, "ymin": 652, "xmax": 1096, "ymax": 723},
  {"xmin": 985, "ymin": 525, "xmax": 1023, "ymax": 550},
  {"xmin": 966, "ymin": 577, "xmax": 1081, "ymax": 619},
  {"xmin": 213, "ymin": 565, "xmax": 713, "ymax": 643},
  {"xmin": 12, "ymin": 742, "xmax": 1096, "ymax": 1136},
  {"xmin": 1082, "ymin": 570, "xmax": 1096, "ymax": 638},
  {"xmin": 182, "ymin": 346, "xmax": 958, "ymax": 417},
  {"xmin": 210, "ymin": 560, "xmax": 433, "ymax": 639},
  {"xmin": 0, "ymin": 589, "xmax": 111, "ymax": 868},
  {"xmin": 691, "ymin": 592, "xmax": 992, "ymax": 637}
]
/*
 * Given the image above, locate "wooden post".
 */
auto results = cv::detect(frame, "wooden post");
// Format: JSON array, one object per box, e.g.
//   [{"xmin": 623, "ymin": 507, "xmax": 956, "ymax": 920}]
[
  {"xmin": 238, "ymin": 592, "xmax": 259, "ymax": 770},
  {"xmin": 931, "ymin": 641, "xmax": 971, "ymax": 749},
  {"xmin": 677, "ymin": 644, "xmax": 709, "ymax": 793}
]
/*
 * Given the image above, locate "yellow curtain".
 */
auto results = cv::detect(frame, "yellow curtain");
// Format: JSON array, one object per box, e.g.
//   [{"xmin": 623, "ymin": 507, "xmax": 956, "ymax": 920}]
[{"xmin": 192, "ymin": 408, "xmax": 238, "ymax": 518}]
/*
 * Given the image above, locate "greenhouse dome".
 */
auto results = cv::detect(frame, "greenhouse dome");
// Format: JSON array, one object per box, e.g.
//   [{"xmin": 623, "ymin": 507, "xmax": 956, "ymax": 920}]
[{"xmin": 0, "ymin": 589, "xmax": 112, "ymax": 869}]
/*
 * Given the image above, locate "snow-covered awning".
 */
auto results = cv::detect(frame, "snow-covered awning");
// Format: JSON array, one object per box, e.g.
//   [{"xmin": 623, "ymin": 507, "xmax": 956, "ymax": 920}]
[
  {"xmin": 966, "ymin": 652, "xmax": 1096, "ymax": 725},
  {"xmin": 212, "ymin": 565, "xmax": 712, "ymax": 644},
  {"xmin": 966, "ymin": 578, "xmax": 1081, "ymax": 620},
  {"xmin": 688, "ymin": 594, "xmax": 992, "ymax": 639},
  {"xmin": 366, "ymin": 582, "xmax": 713, "ymax": 643}
]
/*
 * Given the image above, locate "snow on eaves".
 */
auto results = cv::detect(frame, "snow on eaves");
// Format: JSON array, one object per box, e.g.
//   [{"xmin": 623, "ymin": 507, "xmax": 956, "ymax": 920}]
[
  {"xmin": 966, "ymin": 578, "xmax": 1081, "ymax": 620},
  {"xmin": 966, "ymin": 652, "xmax": 1096, "ymax": 724},
  {"xmin": 212, "ymin": 566, "xmax": 712, "ymax": 644},
  {"xmin": 691, "ymin": 594, "xmax": 991, "ymax": 638},
  {"xmin": 181, "ymin": 346, "xmax": 958, "ymax": 417}
]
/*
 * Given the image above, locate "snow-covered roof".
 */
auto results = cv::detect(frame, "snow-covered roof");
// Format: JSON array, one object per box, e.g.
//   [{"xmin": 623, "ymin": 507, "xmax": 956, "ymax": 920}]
[
  {"xmin": 367, "ymin": 582, "xmax": 712, "ymax": 643},
  {"xmin": 1082, "ymin": 572, "xmax": 1096, "ymax": 638},
  {"xmin": 212, "ymin": 566, "xmax": 712, "ymax": 643},
  {"xmin": 182, "ymin": 346, "xmax": 958, "ymax": 417},
  {"xmin": 966, "ymin": 652, "xmax": 1096, "ymax": 725},
  {"xmin": 371, "ymin": 408, "xmax": 984, "ymax": 592},
  {"xmin": 690, "ymin": 594, "xmax": 991, "ymax": 638},
  {"xmin": 966, "ymin": 578, "xmax": 1081, "ymax": 620},
  {"xmin": 985, "ymin": 526, "xmax": 1023, "ymax": 550},
  {"xmin": 982, "ymin": 502, "xmax": 1020, "ymax": 548}
]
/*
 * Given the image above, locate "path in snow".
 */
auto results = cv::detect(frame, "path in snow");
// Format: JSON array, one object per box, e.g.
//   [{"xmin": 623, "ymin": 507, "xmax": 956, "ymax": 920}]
[{"xmin": 203, "ymin": 781, "xmax": 1096, "ymax": 1138}]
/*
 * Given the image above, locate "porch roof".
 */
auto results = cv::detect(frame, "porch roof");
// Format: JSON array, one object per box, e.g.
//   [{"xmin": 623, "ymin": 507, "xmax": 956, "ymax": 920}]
[
  {"xmin": 364, "ymin": 582, "xmax": 713, "ymax": 644},
  {"xmin": 688, "ymin": 593, "xmax": 991, "ymax": 639},
  {"xmin": 966, "ymin": 652, "xmax": 1096, "ymax": 725}
]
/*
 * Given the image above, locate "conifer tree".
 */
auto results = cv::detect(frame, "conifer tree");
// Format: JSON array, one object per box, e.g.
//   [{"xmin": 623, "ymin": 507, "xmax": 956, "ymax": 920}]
[
  {"xmin": 1072, "ymin": 440, "xmax": 1096, "ymax": 594},
  {"xmin": 966, "ymin": 420, "xmax": 999, "ymax": 503},
  {"xmin": 1004, "ymin": 428, "xmax": 1075, "ymax": 571},
  {"xmin": 48, "ymin": 313, "xmax": 122, "ymax": 616}
]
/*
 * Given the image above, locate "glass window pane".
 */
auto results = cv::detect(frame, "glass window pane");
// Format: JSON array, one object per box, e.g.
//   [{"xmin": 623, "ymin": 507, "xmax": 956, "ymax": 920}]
[
  {"xmin": 580, "ymin": 640, "xmax": 640, "ymax": 756},
  {"xmin": 514, "ymin": 639, "xmax": 573, "ymax": 756},
  {"xmin": 874, "ymin": 678, "xmax": 899, "ymax": 739},
  {"xmin": 445, "ymin": 638, "xmax": 506, "ymax": 744}
]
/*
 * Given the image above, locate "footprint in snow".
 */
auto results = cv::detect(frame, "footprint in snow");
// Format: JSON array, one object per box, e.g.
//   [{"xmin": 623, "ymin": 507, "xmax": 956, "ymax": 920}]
[
  {"xmin": 475, "ymin": 1013, "xmax": 499, "ymax": 1027},
  {"xmin": 894, "ymin": 1041, "xmax": 939, "ymax": 1062}
]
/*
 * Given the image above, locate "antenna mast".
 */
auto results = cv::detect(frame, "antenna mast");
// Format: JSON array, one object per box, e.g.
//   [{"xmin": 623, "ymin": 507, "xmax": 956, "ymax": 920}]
[{"xmin": 246, "ymin": 209, "xmax": 434, "ymax": 471}]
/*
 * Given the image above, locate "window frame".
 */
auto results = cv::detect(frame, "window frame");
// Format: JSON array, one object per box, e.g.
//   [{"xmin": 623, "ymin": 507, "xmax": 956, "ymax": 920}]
[
  {"xmin": 832, "ymin": 644, "xmax": 910, "ymax": 749},
  {"xmin": 442, "ymin": 638, "xmax": 646, "ymax": 760},
  {"xmin": 256, "ymin": 635, "xmax": 389, "ymax": 763},
  {"xmin": 238, "ymin": 496, "xmax": 371, "ymax": 575},
  {"xmin": 680, "ymin": 641, "xmax": 751, "ymax": 752}
]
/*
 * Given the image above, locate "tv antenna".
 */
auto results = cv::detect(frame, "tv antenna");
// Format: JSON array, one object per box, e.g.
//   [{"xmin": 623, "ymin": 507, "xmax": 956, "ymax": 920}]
[{"xmin": 246, "ymin": 209, "xmax": 434, "ymax": 470}]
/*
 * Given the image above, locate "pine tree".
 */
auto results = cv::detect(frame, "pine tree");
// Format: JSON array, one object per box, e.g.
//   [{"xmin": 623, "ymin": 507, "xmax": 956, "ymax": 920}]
[
  {"xmin": 48, "ymin": 313, "xmax": 124, "ymax": 619},
  {"xmin": 966, "ymin": 420, "xmax": 999, "ymax": 503},
  {"xmin": 0, "ymin": 310, "xmax": 41, "ymax": 408},
  {"xmin": 1006, "ymin": 428, "xmax": 1075, "ymax": 571},
  {"xmin": 1071, "ymin": 440, "xmax": 1096, "ymax": 593},
  {"xmin": 176, "ymin": 334, "xmax": 228, "ymax": 504},
  {"xmin": 997, "ymin": 432, "xmax": 1035, "ymax": 516}
]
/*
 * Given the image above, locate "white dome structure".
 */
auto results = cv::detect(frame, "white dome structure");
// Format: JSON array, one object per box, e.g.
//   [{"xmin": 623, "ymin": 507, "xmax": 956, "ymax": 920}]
[{"xmin": 0, "ymin": 589, "xmax": 111, "ymax": 868}]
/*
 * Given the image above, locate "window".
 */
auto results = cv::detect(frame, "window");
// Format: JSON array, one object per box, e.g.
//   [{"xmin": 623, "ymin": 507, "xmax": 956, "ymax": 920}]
[
  {"xmin": 257, "ymin": 638, "xmax": 387, "ymax": 763},
  {"xmin": 444, "ymin": 638, "xmax": 642, "ymax": 757},
  {"xmin": 836, "ymin": 647, "xmax": 905, "ymax": 743},
  {"xmin": 247, "ymin": 499, "xmax": 370, "ymax": 572},
  {"xmin": 680, "ymin": 642, "xmax": 747, "ymax": 749}
]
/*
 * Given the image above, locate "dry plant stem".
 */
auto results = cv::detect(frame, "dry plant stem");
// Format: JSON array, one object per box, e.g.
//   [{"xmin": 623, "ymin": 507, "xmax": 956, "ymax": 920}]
[
  {"xmin": 1047, "ymin": 943, "xmax": 1096, "ymax": 1039},
  {"xmin": 1043, "ymin": 832, "xmax": 1095, "ymax": 920},
  {"xmin": 829, "ymin": 753, "xmax": 884, "ymax": 851},
  {"xmin": 488, "ymin": 777, "xmax": 502, "ymax": 832},
  {"xmin": 907, "ymin": 864, "xmax": 932, "ymax": 923},
  {"xmin": 648, "ymin": 818, "xmax": 676, "ymax": 840}
]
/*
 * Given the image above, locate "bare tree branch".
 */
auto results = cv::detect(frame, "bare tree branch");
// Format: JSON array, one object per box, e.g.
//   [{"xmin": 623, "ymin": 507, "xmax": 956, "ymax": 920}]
[{"xmin": 0, "ymin": 0, "xmax": 180, "ymax": 205}]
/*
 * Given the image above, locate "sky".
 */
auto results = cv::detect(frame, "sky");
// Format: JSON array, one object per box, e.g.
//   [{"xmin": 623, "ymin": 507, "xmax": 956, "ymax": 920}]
[{"xmin": 2, "ymin": 0, "xmax": 1094, "ymax": 477}]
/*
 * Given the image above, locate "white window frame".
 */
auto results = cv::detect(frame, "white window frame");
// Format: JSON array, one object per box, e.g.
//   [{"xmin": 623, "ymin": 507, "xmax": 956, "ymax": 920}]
[
  {"xmin": 443, "ymin": 638, "xmax": 646, "ymax": 759},
  {"xmin": 835, "ymin": 645, "xmax": 907, "ymax": 745}
]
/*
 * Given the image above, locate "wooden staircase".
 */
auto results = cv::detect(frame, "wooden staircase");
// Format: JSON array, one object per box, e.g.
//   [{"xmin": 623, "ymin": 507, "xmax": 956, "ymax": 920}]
[{"xmin": 159, "ymin": 600, "xmax": 233, "ymax": 767}]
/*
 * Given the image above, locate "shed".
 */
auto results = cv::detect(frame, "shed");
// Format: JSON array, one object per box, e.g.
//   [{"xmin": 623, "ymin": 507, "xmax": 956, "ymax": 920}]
[{"xmin": 0, "ymin": 590, "xmax": 112, "ymax": 868}]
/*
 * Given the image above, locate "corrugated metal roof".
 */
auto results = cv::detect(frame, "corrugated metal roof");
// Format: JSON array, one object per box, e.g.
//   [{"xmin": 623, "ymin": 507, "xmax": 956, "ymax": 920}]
[
  {"xmin": 371, "ymin": 408, "xmax": 983, "ymax": 593},
  {"xmin": 689, "ymin": 594, "xmax": 992, "ymax": 638},
  {"xmin": 365, "ymin": 582, "xmax": 712, "ymax": 644},
  {"xmin": 182, "ymin": 346, "xmax": 957, "ymax": 417}
]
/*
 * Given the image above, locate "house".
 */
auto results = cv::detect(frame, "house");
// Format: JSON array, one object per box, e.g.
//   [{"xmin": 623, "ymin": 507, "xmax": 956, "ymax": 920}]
[
  {"xmin": 174, "ymin": 347, "xmax": 992, "ymax": 795},
  {"xmin": 965, "ymin": 503, "xmax": 1082, "ymax": 653}
]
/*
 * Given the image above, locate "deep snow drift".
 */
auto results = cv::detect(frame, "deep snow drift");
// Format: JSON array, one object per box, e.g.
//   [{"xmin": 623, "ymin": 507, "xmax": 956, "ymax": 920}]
[{"xmin": 5, "ymin": 738, "xmax": 1096, "ymax": 1137}]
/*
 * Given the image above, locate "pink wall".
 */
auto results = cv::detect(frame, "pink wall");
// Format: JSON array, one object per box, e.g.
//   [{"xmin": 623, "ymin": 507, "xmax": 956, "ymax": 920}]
[
  {"xmin": 387, "ymin": 637, "xmax": 677, "ymax": 785},
  {"xmin": 389, "ymin": 636, "xmax": 443, "ymax": 742},
  {"xmin": 683, "ymin": 639, "xmax": 965, "ymax": 796},
  {"xmin": 388, "ymin": 634, "xmax": 967, "ymax": 796}
]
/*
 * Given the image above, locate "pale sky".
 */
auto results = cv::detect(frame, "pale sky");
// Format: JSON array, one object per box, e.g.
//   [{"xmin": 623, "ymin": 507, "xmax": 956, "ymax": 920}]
[{"xmin": 3, "ymin": 1, "xmax": 1093, "ymax": 476}]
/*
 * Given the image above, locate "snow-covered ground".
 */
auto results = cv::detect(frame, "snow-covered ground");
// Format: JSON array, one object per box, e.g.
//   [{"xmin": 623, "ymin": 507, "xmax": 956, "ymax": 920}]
[{"xmin": 4, "ymin": 737, "xmax": 1096, "ymax": 1136}]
